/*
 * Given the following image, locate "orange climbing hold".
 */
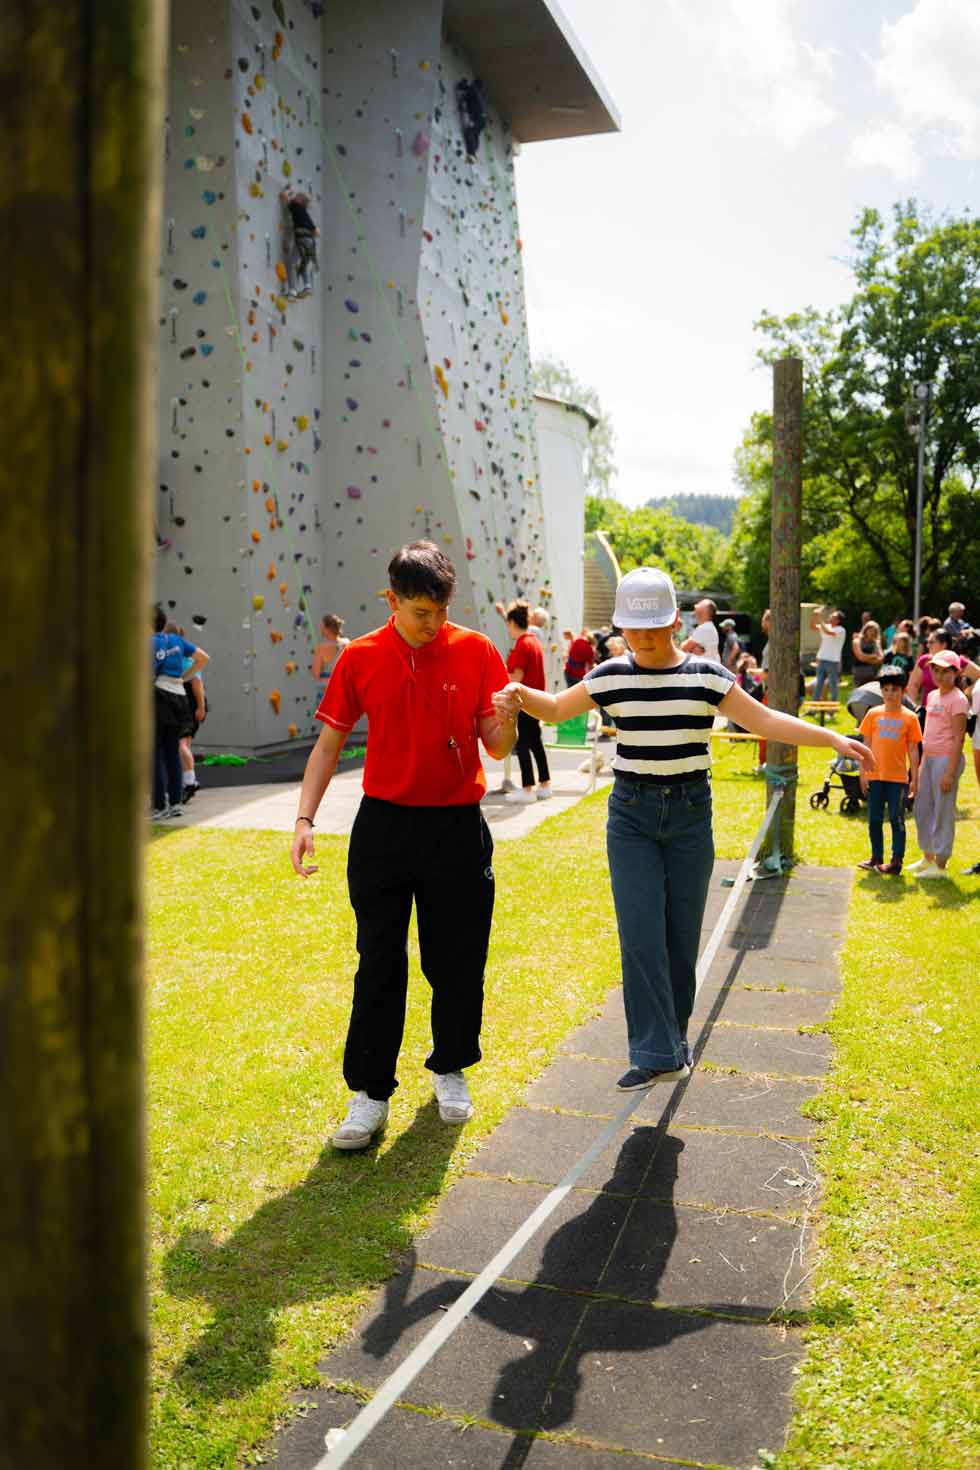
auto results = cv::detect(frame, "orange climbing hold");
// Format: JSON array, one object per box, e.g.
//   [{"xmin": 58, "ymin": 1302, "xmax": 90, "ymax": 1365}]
[
  {"xmin": 287, "ymin": 723, "xmax": 298, "ymax": 738},
  {"xmin": 275, "ymin": 262, "xmax": 288, "ymax": 284},
  {"xmin": 434, "ymin": 364, "xmax": 449, "ymax": 398},
  {"xmin": 285, "ymin": 660, "xmax": 296, "ymax": 674},
  {"xmin": 251, "ymin": 530, "xmax": 262, "ymax": 543},
  {"xmin": 265, "ymin": 496, "xmax": 276, "ymax": 512},
  {"xmin": 269, "ymin": 689, "xmax": 281, "ymax": 714},
  {"xmin": 241, "ymin": 111, "xmax": 253, "ymax": 134},
  {"xmin": 264, "ymin": 433, "xmax": 273, "ymax": 446},
  {"xmin": 270, "ymin": 630, "xmax": 283, "ymax": 644},
  {"xmin": 267, "ymin": 563, "xmax": 277, "ymax": 580},
  {"xmin": 279, "ymin": 582, "xmax": 289, "ymax": 597},
  {"xmin": 252, "ymin": 479, "xmax": 261, "ymax": 491}
]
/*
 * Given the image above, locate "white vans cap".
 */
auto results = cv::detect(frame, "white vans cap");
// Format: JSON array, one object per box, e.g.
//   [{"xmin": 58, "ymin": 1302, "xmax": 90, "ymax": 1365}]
[{"xmin": 613, "ymin": 568, "xmax": 678, "ymax": 629}]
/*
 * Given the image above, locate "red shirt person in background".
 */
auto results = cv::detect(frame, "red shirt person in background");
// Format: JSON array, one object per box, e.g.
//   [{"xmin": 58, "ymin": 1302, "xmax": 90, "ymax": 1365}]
[
  {"xmin": 564, "ymin": 629, "xmax": 595, "ymax": 687},
  {"xmin": 504, "ymin": 599, "xmax": 551, "ymax": 805},
  {"xmin": 290, "ymin": 542, "xmax": 516, "ymax": 1150}
]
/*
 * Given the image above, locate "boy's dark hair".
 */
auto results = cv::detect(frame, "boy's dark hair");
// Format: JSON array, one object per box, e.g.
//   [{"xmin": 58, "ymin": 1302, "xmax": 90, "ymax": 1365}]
[
  {"xmin": 388, "ymin": 540, "xmax": 455, "ymax": 603},
  {"xmin": 153, "ymin": 605, "xmax": 167, "ymax": 632},
  {"xmin": 878, "ymin": 664, "xmax": 907, "ymax": 687},
  {"xmin": 321, "ymin": 613, "xmax": 344, "ymax": 634},
  {"xmin": 505, "ymin": 599, "xmax": 529, "ymax": 630}
]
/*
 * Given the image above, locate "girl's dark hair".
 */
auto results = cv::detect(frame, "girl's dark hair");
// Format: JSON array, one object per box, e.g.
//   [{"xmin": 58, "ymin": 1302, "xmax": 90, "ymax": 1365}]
[
  {"xmin": 388, "ymin": 540, "xmax": 455, "ymax": 603},
  {"xmin": 153, "ymin": 605, "xmax": 167, "ymax": 632},
  {"xmin": 505, "ymin": 599, "xmax": 529, "ymax": 630},
  {"xmin": 321, "ymin": 613, "xmax": 344, "ymax": 634},
  {"xmin": 931, "ymin": 628, "xmax": 951, "ymax": 647}
]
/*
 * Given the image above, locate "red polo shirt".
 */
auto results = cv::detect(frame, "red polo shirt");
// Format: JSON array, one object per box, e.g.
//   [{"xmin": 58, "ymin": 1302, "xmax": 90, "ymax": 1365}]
[
  {"xmin": 506, "ymin": 632, "xmax": 545, "ymax": 691},
  {"xmin": 315, "ymin": 617, "xmax": 509, "ymax": 806}
]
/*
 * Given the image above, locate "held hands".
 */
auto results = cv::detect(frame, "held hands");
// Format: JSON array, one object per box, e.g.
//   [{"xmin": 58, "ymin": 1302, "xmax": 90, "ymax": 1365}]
[
  {"xmin": 290, "ymin": 824, "xmax": 318, "ymax": 878},
  {"xmin": 833, "ymin": 734, "xmax": 877, "ymax": 774},
  {"xmin": 492, "ymin": 682, "xmax": 524, "ymax": 719}
]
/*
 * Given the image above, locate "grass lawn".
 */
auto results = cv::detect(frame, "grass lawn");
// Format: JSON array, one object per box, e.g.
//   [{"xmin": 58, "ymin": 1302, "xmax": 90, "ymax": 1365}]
[{"xmin": 146, "ymin": 730, "xmax": 980, "ymax": 1469}]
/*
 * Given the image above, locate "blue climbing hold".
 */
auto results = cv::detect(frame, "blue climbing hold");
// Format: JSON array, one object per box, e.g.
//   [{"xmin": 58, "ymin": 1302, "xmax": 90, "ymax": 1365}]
[
  {"xmin": 344, "ymin": 298, "xmax": 360, "ymax": 313},
  {"xmin": 200, "ymin": 343, "xmax": 214, "ymax": 356},
  {"xmin": 191, "ymin": 225, "xmax": 207, "ymax": 239},
  {"xmin": 193, "ymin": 291, "xmax": 207, "ymax": 305},
  {"xmin": 346, "ymin": 398, "xmax": 358, "ymax": 411},
  {"xmin": 202, "ymin": 190, "xmax": 217, "ymax": 204},
  {"xmin": 360, "ymin": 332, "xmax": 372, "ymax": 343}
]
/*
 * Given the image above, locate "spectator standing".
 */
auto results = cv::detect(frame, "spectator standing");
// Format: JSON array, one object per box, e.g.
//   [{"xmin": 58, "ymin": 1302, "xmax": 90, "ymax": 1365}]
[
  {"xmin": 888, "ymin": 632, "xmax": 916, "ymax": 679},
  {"xmin": 856, "ymin": 666, "xmax": 921, "ymax": 874},
  {"xmin": 680, "ymin": 599, "xmax": 720, "ymax": 661},
  {"xmin": 152, "ymin": 608, "xmax": 208, "ymax": 819},
  {"xmin": 963, "ymin": 678, "xmax": 980, "ymax": 875},
  {"xmin": 909, "ymin": 650, "xmax": 969, "ymax": 877},
  {"xmin": 943, "ymin": 602, "xmax": 971, "ymax": 641},
  {"xmin": 289, "ymin": 542, "xmax": 515, "ymax": 1149},
  {"xmin": 166, "ymin": 620, "xmax": 206, "ymax": 802},
  {"xmin": 906, "ymin": 628, "xmax": 980, "ymax": 711},
  {"xmin": 564, "ymin": 628, "xmax": 595, "ymax": 687},
  {"xmin": 810, "ymin": 608, "xmax": 846, "ymax": 701},
  {"xmin": 312, "ymin": 613, "xmax": 349, "ymax": 707},
  {"xmin": 720, "ymin": 618, "xmax": 740, "ymax": 670},
  {"xmin": 851, "ymin": 619, "xmax": 884, "ymax": 688},
  {"xmin": 502, "ymin": 600, "xmax": 551, "ymax": 805}
]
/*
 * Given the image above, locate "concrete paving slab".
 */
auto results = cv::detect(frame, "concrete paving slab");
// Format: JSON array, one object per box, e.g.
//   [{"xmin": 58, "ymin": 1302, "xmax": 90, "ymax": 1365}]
[
  {"xmin": 523, "ymin": 1439, "xmax": 658, "ymax": 1468},
  {"xmin": 714, "ymin": 951, "xmax": 841, "ymax": 992},
  {"xmin": 639, "ymin": 1128, "xmax": 816, "ymax": 1217},
  {"xmin": 651, "ymin": 1069, "xmax": 820, "ymax": 1140},
  {"xmin": 700, "ymin": 1024, "xmax": 832, "ymax": 1078},
  {"xmin": 559, "ymin": 1011, "xmax": 625, "ymax": 1063},
  {"xmin": 691, "ymin": 984, "xmax": 835, "ymax": 1028},
  {"xmin": 270, "ymin": 1385, "xmax": 524, "ymax": 1469},
  {"xmin": 321, "ymin": 1265, "xmax": 587, "ymax": 1432},
  {"xmin": 601, "ymin": 1198, "xmax": 811, "ymax": 1316},
  {"xmin": 465, "ymin": 1112, "xmax": 663, "ymax": 1196},
  {"xmin": 526, "ymin": 1055, "xmax": 622, "ymax": 1113},
  {"xmin": 546, "ymin": 1299, "xmax": 802, "ymax": 1467},
  {"xmin": 416, "ymin": 1176, "xmax": 629, "ymax": 1292}
]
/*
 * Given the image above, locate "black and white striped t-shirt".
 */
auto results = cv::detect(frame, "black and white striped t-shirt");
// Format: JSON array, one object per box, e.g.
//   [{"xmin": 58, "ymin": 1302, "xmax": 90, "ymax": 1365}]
[{"xmin": 585, "ymin": 653, "xmax": 735, "ymax": 783}]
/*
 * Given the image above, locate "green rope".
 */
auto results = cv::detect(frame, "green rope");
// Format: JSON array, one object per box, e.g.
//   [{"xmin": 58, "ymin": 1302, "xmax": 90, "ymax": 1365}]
[{"xmin": 756, "ymin": 760, "xmax": 798, "ymax": 874}]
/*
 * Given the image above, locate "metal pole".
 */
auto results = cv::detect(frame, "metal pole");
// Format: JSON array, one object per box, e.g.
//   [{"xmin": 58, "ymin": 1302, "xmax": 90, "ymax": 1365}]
[
  {"xmin": 0, "ymin": 2, "xmax": 165, "ymax": 1464},
  {"xmin": 762, "ymin": 358, "xmax": 803, "ymax": 869},
  {"xmin": 912, "ymin": 394, "xmax": 927, "ymax": 624}
]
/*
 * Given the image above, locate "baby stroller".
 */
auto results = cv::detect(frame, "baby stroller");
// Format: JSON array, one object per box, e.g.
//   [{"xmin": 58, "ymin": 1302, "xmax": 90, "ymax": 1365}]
[{"xmin": 809, "ymin": 748, "xmax": 866, "ymax": 815}]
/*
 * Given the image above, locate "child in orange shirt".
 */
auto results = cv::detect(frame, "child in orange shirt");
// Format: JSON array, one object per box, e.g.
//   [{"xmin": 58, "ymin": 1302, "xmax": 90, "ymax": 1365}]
[{"xmin": 857, "ymin": 666, "xmax": 922, "ymax": 875}]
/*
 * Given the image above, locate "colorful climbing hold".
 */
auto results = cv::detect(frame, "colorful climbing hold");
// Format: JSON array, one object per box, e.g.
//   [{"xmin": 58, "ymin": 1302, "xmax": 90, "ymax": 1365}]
[
  {"xmin": 241, "ymin": 112, "xmax": 253, "ymax": 134},
  {"xmin": 269, "ymin": 689, "xmax": 281, "ymax": 714},
  {"xmin": 251, "ymin": 530, "xmax": 262, "ymax": 543},
  {"xmin": 253, "ymin": 594, "xmax": 265, "ymax": 610},
  {"xmin": 275, "ymin": 262, "xmax": 288, "ymax": 283}
]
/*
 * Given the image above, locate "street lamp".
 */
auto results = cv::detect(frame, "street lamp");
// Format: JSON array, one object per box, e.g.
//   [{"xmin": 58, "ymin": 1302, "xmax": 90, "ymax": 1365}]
[{"xmin": 911, "ymin": 381, "xmax": 931, "ymax": 624}]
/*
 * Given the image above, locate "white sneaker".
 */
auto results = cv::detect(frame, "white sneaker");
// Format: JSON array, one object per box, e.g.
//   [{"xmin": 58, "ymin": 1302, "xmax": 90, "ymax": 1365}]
[
  {"xmin": 907, "ymin": 857, "xmax": 928, "ymax": 873},
  {"xmin": 504, "ymin": 789, "xmax": 536, "ymax": 804},
  {"xmin": 151, "ymin": 807, "xmax": 169, "ymax": 821},
  {"xmin": 536, "ymin": 785, "xmax": 552, "ymax": 801},
  {"xmin": 331, "ymin": 1091, "xmax": 389, "ymax": 1150},
  {"xmin": 164, "ymin": 804, "xmax": 184, "ymax": 819},
  {"xmin": 433, "ymin": 1071, "xmax": 473, "ymax": 1123},
  {"xmin": 916, "ymin": 863, "xmax": 949, "ymax": 879}
]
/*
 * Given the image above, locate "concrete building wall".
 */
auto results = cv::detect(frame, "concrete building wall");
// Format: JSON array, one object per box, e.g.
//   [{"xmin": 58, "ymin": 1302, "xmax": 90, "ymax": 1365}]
[
  {"xmin": 534, "ymin": 395, "xmax": 591, "ymax": 644},
  {"xmin": 156, "ymin": 0, "xmax": 575, "ymax": 751}
]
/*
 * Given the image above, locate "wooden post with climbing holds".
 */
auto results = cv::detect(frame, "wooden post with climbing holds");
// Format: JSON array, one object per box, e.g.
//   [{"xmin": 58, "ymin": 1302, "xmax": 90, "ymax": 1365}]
[
  {"xmin": 762, "ymin": 356, "xmax": 803, "ymax": 869},
  {"xmin": 0, "ymin": 2, "xmax": 166, "ymax": 1465}
]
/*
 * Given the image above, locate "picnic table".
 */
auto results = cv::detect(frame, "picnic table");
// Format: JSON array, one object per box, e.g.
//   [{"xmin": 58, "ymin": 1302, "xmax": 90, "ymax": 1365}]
[{"xmin": 801, "ymin": 700, "xmax": 840, "ymax": 726}]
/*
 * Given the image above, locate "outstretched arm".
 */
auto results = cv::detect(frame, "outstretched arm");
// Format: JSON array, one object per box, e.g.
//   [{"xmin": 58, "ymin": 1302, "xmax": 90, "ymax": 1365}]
[
  {"xmin": 719, "ymin": 684, "xmax": 876, "ymax": 771},
  {"xmin": 492, "ymin": 678, "xmax": 594, "ymax": 726}
]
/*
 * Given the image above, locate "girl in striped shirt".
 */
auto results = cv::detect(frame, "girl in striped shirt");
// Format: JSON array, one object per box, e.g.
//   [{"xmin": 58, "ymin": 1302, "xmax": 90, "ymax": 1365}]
[{"xmin": 493, "ymin": 568, "xmax": 873, "ymax": 1091}]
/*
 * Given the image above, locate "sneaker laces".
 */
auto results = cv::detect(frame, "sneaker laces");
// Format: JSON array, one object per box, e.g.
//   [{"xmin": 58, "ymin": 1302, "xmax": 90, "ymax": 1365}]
[
  {"xmin": 436, "ymin": 1071, "xmax": 469, "ymax": 1102},
  {"xmin": 343, "ymin": 1091, "xmax": 384, "ymax": 1127}
]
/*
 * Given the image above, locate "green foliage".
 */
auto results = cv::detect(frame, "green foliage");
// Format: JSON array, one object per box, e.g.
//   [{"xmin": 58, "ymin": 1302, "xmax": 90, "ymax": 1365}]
[
  {"xmin": 532, "ymin": 355, "xmax": 617, "ymax": 498},
  {"xmin": 585, "ymin": 494, "xmax": 734, "ymax": 591},
  {"xmin": 645, "ymin": 492, "xmax": 740, "ymax": 536},
  {"xmin": 740, "ymin": 201, "xmax": 980, "ymax": 617}
]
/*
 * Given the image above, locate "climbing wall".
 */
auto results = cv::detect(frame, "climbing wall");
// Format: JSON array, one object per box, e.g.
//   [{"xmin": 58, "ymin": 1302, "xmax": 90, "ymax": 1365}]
[{"xmin": 156, "ymin": 0, "xmax": 551, "ymax": 752}]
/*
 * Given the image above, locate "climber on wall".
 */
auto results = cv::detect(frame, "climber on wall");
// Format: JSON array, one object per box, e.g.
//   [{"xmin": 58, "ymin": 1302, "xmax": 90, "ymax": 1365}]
[{"xmin": 280, "ymin": 187, "xmax": 319, "ymax": 300}]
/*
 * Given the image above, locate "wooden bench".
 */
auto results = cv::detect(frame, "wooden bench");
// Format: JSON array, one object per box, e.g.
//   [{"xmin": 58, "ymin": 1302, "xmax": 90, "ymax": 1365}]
[
  {"xmin": 711, "ymin": 730, "xmax": 761, "ymax": 751},
  {"xmin": 800, "ymin": 700, "xmax": 840, "ymax": 726}
]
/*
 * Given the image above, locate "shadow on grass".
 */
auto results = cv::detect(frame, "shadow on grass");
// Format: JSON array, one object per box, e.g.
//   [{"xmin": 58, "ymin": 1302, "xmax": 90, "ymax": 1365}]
[{"xmin": 162, "ymin": 1099, "xmax": 458, "ymax": 1403}]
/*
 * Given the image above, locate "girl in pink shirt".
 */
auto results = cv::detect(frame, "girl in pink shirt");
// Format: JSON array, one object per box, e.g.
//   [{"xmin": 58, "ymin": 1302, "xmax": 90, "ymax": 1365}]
[{"xmin": 910, "ymin": 654, "xmax": 970, "ymax": 877}]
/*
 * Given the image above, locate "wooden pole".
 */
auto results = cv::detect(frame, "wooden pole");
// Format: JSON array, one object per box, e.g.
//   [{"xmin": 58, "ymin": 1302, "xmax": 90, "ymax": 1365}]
[
  {"xmin": 0, "ymin": 3, "xmax": 166, "ymax": 1464},
  {"xmin": 764, "ymin": 358, "xmax": 803, "ymax": 867}
]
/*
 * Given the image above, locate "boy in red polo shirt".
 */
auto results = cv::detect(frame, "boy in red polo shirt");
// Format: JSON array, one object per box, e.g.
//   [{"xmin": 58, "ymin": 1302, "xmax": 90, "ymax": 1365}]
[{"xmin": 289, "ymin": 542, "xmax": 516, "ymax": 1149}]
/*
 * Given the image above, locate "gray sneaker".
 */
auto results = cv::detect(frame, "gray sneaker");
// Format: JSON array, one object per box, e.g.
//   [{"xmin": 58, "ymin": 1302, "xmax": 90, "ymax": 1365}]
[
  {"xmin": 433, "ymin": 1070, "xmax": 473, "ymax": 1122},
  {"xmin": 331, "ymin": 1091, "xmax": 389, "ymax": 1150}
]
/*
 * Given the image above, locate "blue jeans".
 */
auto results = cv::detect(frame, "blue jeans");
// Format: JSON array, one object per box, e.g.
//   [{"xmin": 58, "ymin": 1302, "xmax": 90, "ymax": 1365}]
[
  {"xmin": 867, "ymin": 779, "xmax": 907, "ymax": 865},
  {"xmin": 606, "ymin": 775, "xmax": 715, "ymax": 1070},
  {"xmin": 813, "ymin": 659, "xmax": 841, "ymax": 701}
]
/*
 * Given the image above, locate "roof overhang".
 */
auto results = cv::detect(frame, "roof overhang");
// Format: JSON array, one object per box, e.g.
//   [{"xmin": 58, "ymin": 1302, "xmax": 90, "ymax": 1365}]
[
  {"xmin": 442, "ymin": 0, "xmax": 621, "ymax": 143},
  {"xmin": 534, "ymin": 391, "xmax": 599, "ymax": 430}
]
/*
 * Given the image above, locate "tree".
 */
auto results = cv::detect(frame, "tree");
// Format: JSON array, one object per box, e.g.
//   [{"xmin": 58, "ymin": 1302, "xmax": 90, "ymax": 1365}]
[
  {"xmin": 743, "ymin": 202, "xmax": 980, "ymax": 616},
  {"xmin": 533, "ymin": 355, "xmax": 617, "ymax": 498},
  {"xmin": 645, "ymin": 492, "xmax": 739, "ymax": 536},
  {"xmin": 586, "ymin": 494, "xmax": 734, "ymax": 592}
]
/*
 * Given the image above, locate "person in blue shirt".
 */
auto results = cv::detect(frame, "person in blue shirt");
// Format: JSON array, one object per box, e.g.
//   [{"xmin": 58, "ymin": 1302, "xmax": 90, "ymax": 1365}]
[{"xmin": 152, "ymin": 607, "xmax": 208, "ymax": 818}]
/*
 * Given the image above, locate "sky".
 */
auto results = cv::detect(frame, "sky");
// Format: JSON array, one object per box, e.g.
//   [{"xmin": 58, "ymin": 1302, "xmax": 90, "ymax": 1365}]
[{"xmin": 514, "ymin": 0, "xmax": 980, "ymax": 506}]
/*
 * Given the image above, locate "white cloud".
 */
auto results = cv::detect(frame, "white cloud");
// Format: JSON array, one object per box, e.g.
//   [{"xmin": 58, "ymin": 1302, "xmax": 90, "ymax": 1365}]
[
  {"xmin": 850, "ymin": 122, "xmax": 921, "ymax": 182},
  {"xmin": 673, "ymin": 0, "xmax": 836, "ymax": 147},
  {"xmin": 873, "ymin": 0, "xmax": 980, "ymax": 159}
]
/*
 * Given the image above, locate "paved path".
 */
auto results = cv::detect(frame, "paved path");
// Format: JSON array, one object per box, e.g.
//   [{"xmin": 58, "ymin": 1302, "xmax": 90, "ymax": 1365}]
[
  {"xmin": 175, "ymin": 744, "xmax": 613, "ymax": 841},
  {"xmin": 269, "ymin": 862, "xmax": 851, "ymax": 1470}
]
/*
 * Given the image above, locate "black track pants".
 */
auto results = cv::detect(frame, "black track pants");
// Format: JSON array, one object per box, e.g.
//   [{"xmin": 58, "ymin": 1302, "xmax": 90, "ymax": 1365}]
[{"xmin": 344, "ymin": 797, "xmax": 495, "ymax": 1100}]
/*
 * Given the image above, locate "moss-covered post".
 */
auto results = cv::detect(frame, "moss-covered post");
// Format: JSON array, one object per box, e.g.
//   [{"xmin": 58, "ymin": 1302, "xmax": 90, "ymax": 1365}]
[
  {"xmin": 763, "ymin": 357, "xmax": 803, "ymax": 868},
  {"xmin": 0, "ymin": 3, "xmax": 166, "ymax": 1464}
]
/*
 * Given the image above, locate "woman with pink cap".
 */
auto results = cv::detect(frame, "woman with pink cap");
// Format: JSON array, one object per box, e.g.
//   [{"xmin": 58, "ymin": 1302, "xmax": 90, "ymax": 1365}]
[
  {"xmin": 908, "ymin": 650, "xmax": 969, "ymax": 878},
  {"xmin": 493, "ymin": 567, "xmax": 874, "ymax": 1092}
]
